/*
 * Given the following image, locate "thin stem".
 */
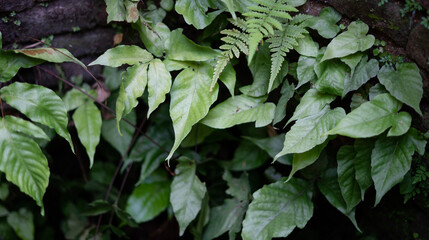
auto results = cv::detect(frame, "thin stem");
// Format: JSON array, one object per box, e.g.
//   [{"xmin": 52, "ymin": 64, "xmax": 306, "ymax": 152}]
[
  {"xmin": 71, "ymin": 133, "xmax": 88, "ymax": 183},
  {"xmin": 0, "ymin": 96, "xmax": 4, "ymax": 118}
]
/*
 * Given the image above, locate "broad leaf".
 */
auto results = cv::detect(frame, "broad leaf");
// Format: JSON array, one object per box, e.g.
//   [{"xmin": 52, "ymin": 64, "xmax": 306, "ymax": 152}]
[
  {"xmin": 116, "ymin": 63, "xmax": 148, "ymax": 134},
  {"xmin": 275, "ymin": 107, "xmax": 345, "ymax": 161},
  {"xmin": 0, "ymin": 82, "xmax": 73, "ymax": 151},
  {"xmin": 219, "ymin": 63, "xmax": 237, "ymax": 97},
  {"xmin": 342, "ymin": 56, "xmax": 379, "ymax": 97},
  {"xmin": 307, "ymin": 7, "xmax": 341, "ymax": 39},
  {"xmin": 273, "ymin": 81, "xmax": 294, "ymax": 125},
  {"xmin": 175, "ymin": 0, "xmax": 223, "ymax": 29},
  {"xmin": 14, "ymin": 48, "xmax": 85, "ymax": 68},
  {"xmin": 326, "ymin": 93, "xmax": 406, "ymax": 138},
  {"xmin": 134, "ymin": 21, "xmax": 171, "ymax": 57},
  {"xmin": 7, "ymin": 208, "xmax": 34, "ymax": 240},
  {"xmin": 388, "ymin": 111, "xmax": 412, "ymax": 137},
  {"xmin": 377, "ymin": 63, "xmax": 423, "ymax": 115},
  {"xmin": 201, "ymin": 95, "xmax": 275, "ymax": 129},
  {"xmin": 371, "ymin": 129, "xmax": 426, "ymax": 206},
  {"xmin": 314, "ymin": 59, "xmax": 349, "ymax": 96},
  {"xmin": 227, "ymin": 141, "xmax": 269, "ymax": 171},
  {"xmin": 170, "ymin": 157, "xmax": 207, "ymax": 235},
  {"xmin": 0, "ymin": 116, "xmax": 49, "ymax": 209},
  {"xmin": 166, "ymin": 29, "xmax": 222, "ymax": 61},
  {"xmin": 353, "ymin": 139, "xmax": 374, "ymax": 199},
  {"xmin": 369, "ymin": 83, "xmax": 387, "ymax": 100},
  {"xmin": 337, "ymin": 146, "xmax": 361, "ymax": 212},
  {"xmin": 167, "ymin": 64, "xmax": 218, "ymax": 160},
  {"xmin": 350, "ymin": 93, "xmax": 367, "ymax": 110},
  {"xmin": 244, "ymin": 134, "xmax": 292, "ymax": 165},
  {"xmin": 0, "ymin": 52, "xmax": 43, "ymax": 82},
  {"xmin": 105, "ymin": 0, "xmax": 126, "ymax": 22},
  {"xmin": 321, "ymin": 21, "xmax": 375, "ymax": 62},
  {"xmin": 89, "ymin": 45, "xmax": 153, "ymax": 67},
  {"xmin": 241, "ymin": 178, "xmax": 313, "ymax": 240},
  {"xmin": 101, "ymin": 110, "xmax": 136, "ymax": 156},
  {"xmin": 73, "ymin": 101, "xmax": 102, "ymax": 168},
  {"xmin": 287, "ymin": 141, "xmax": 328, "ymax": 181},
  {"xmin": 62, "ymin": 85, "xmax": 97, "ymax": 111},
  {"xmin": 147, "ymin": 59, "xmax": 172, "ymax": 117},
  {"xmin": 341, "ymin": 52, "xmax": 364, "ymax": 71},
  {"xmin": 296, "ymin": 56, "xmax": 317, "ymax": 89},
  {"xmin": 287, "ymin": 89, "xmax": 337, "ymax": 125},
  {"xmin": 295, "ymin": 34, "xmax": 318, "ymax": 57}
]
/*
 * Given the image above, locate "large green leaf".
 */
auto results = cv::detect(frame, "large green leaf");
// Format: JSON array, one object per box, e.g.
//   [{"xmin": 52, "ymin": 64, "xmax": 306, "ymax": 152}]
[
  {"xmin": 166, "ymin": 29, "xmax": 222, "ymax": 61},
  {"xmin": 295, "ymin": 34, "xmax": 318, "ymax": 57},
  {"xmin": 72, "ymin": 101, "xmax": 102, "ymax": 168},
  {"xmin": 62, "ymin": 85, "xmax": 97, "ymax": 112},
  {"xmin": 296, "ymin": 56, "xmax": 317, "ymax": 89},
  {"xmin": 273, "ymin": 81, "xmax": 294, "ymax": 125},
  {"xmin": 244, "ymin": 134, "xmax": 292, "ymax": 165},
  {"xmin": 325, "ymin": 93, "xmax": 409, "ymax": 138},
  {"xmin": 377, "ymin": 63, "xmax": 423, "ymax": 115},
  {"xmin": 318, "ymin": 168, "xmax": 360, "ymax": 231},
  {"xmin": 314, "ymin": 59, "xmax": 349, "ymax": 96},
  {"xmin": 275, "ymin": 107, "xmax": 345, "ymax": 160},
  {"xmin": 0, "ymin": 82, "xmax": 73, "ymax": 151},
  {"xmin": 89, "ymin": 45, "xmax": 153, "ymax": 67},
  {"xmin": 175, "ymin": 0, "xmax": 223, "ymax": 29},
  {"xmin": 287, "ymin": 141, "xmax": 328, "ymax": 181},
  {"xmin": 134, "ymin": 21, "xmax": 171, "ymax": 57},
  {"xmin": 7, "ymin": 208, "xmax": 34, "ymax": 240},
  {"xmin": 321, "ymin": 21, "xmax": 375, "ymax": 62},
  {"xmin": 167, "ymin": 63, "xmax": 218, "ymax": 160},
  {"xmin": 105, "ymin": 0, "xmax": 126, "ymax": 22},
  {"xmin": 170, "ymin": 157, "xmax": 207, "ymax": 235},
  {"xmin": 147, "ymin": 59, "xmax": 172, "ymax": 117},
  {"xmin": 0, "ymin": 116, "xmax": 50, "ymax": 209},
  {"xmin": 241, "ymin": 178, "xmax": 313, "ymax": 240},
  {"xmin": 337, "ymin": 146, "xmax": 361, "ymax": 212},
  {"xmin": 306, "ymin": 7, "xmax": 341, "ymax": 39},
  {"xmin": 116, "ymin": 63, "xmax": 148, "ymax": 134},
  {"xmin": 353, "ymin": 139, "xmax": 374, "ymax": 200},
  {"xmin": 14, "ymin": 48, "xmax": 85, "ymax": 68},
  {"xmin": 201, "ymin": 95, "xmax": 275, "ymax": 129},
  {"xmin": 0, "ymin": 52, "xmax": 43, "ymax": 82},
  {"xmin": 125, "ymin": 172, "xmax": 170, "ymax": 223},
  {"xmin": 286, "ymin": 89, "xmax": 336, "ymax": 125},
  {"xmin": 371, "ymin": 129, "xmax": 426, "ymax": 206},
  {"xmin": 342, "ymin": 56, "xmax": 379, "ymax": 97}
]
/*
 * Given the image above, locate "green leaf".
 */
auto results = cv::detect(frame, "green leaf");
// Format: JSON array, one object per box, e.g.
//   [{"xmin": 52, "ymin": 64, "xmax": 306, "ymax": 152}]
[
  {"xmin": 116, "ymin": 63, "xmax": 148, "ymax": 134},
  {"xmin": 342, "ymin": 56, "xmax": 379, "ymax": 97},
  {"xmin": 388, "ymin": 111, "xmax": 411, "ymax": 137},
  {"xmin": 321, "ymin": 21, "xmax": 375, "ymax": 62},
  {"xmin": 0, "ymin": 183, "xmax": 9, "ymax": 201},
  {"xmin": 273, "ymin": 81, "xmax": 294, "ymax": 125},
  {"xmin": 325, "ymin": 93, "xmax": 405, "ymax": 138},
  {"xmin": 340, "ymin": 52, "xmax": 364, "ymax": 71},
  {"xmin": 371, "ymin": 129, "xmax": 426, "ymax": 206},
  {"xmin": 377, "ymin": 63, "xmax": 423, "ymax": 115},
  {"xmin": 101, "ymin": 110, "xmax": 136, "ymax": 156},
  {"xmin": 295, "ymin": 34, "xmax": 319, "ymax": 57},
  {"xmin": 89, "ymin": 45, "xmax": 153, "ymax": 67},
  {"xmin": 0, "ymin": 82, "xmax": 73, "ymax": 151},
  {"xmin": 350, "ymin": 93, "xmax": 367, "ymax": 110},
  {"xmin": 126, "ymin": 174, "xmax": 170, "ymax": 223},
  {"xmin": 219, "ymin": 63, "xmax": 237, "ymax": 97},
  {"xmin": 353, "ymin": 139, "xmax": 374, "ymax": 200},
  {"xmin": 241, "ymin": 178, "xmax": 313, "ymax": 240},
  {"xmin": 227, "ymin": 141, "xmax": 269, "ymax": 171},
  {"xmin": 133, "ymin": 21, "xmax": 171, "ymax": 57},
  {"xmin": 221, "ymin": 0, "xmax": 237, "ymax": 19},
  {"xmin": 82, "ymin": 200, "xmax": 113, "ymax": 216},
  {"xmin": 73, "ymin": 101, "xmax": 102, "ymax": 168},
  {"xmin": 287, "ymin": 89, "xmax": 336, "ymax": 126},
  {"xmin": 14, "ymin": 48, "xmax": 85, "ymax": 68},
  {"xmin": 337, "ymin": 146, "xmax": 361, "ymax": 212},
  {"xmin": 62, "ymin": 85, "xmax": 97, "ymax": 111},
  {"xmin": 175, "ymin": 0, "xmax": 223, "ymax": 29},
  {"xmin": 287, "ymin": 141, "xmax": 328, "ymax": 181},
  {"xmin": 105, "ymin": 0, "xmax": 126, "ymax": 22},
  {"xmin": 166, "ymin": 29, "xmax": 222, "ymax": 61},
  {"xmin": 314, "ymin": 59, "xmax": 349, "ymax": 96},
  {"xmin": 0, "ymin": 52, "xmax": 43, "ymax": 82},
  {"xmin": 201, "ymin": 95, "xmax": 275, "ymax": 129},
  {"xmin": 296, "ymin": 56, "xmax": 317, "ymax": 89},
  {"xmin": 147, "ymin": 59, "xmax": 172, "ymax": 117},
  {"xmin": 0, "ymin": 116, "xmax": 49, "ymax": 209},
  {"xmin": 244, "ymin": 134, "xmax": 292, "ymax": 165},
  {"xmin": 307, "ymin": 7, "xmax": 341, "ymax": 39},
  {"xmin": 124, "ymin": 0, "xmax": 139, "ymax": 23},
  {"xmin": 103, "ymin": 67, "xmax": 123, "ymax": 91},
  {"xmin": 407, "ymin": 128, "xmax": 427, "ymax": 156},
  {"xmin": 170, "ymin": 157, "xmax": 207, "ymax": 235},
  {"xmin": 167, "ymin": 64, "xmax": 218, "ymax": 161},
  {"xmin": 275, "ymin": 107, "xmax": 345, "ymax": 161},
  {"xmin": 369, "ymin": 83, "xmax": 387, "ymax": 100},
  {"xmin": 7, "ymin": 209, "xmax": 34, "ymax": 240},
  {"xmin": 318, "ymin": 169, "xmax": 361, "ymax": 231}
]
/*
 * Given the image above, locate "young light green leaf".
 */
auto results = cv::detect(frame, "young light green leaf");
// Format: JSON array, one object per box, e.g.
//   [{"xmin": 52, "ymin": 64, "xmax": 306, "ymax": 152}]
[
  {"xmin": 241, "ymin": 178, "xmax": 313, "ymax": 240},
  {"xmin": 133, "ymin": 21, "xmax": 171, "ymax": 57},
  {"xmin": 286, "ymin": 89, "xmax": 337, "ymax": 126},
  {"xmin": 201, "ymin": 95, "xmax": 275, "ymax": 129},
  {"xmin": 321, "ymin": 21, "xmax": 375, "ymax": 62},
  {"xmin": 353, "ymin": 139, "xmax": 374, "ymax": 200},
  {"xmin": 89, "ymin": 45, "xmax": 153, "ymax": 67},
  {"xmin": 0, "ymin": 82, "xmax": 73, "ymax": 152},
  {"xmin": 105, "ymin": 0, "xmax": 126, "ymax": 22},
  {"xmin": 325, "ymin": 93, "xmax": 404, "ymax": 138},
  {"xmin": 342, "ymin": 56, "xmax": 379, "ymax": 97},
  {"xmin": 275, "ymin": 107, "xmax": 345, "ymax": 161},
  {"xmin": 287, "ymin": 141, "xmax": 328, "ymax": 181},
  {"xmin": 7, "ymin": 208, "xmax": 34, "ymax": 240},
  {"xmin": 244, "ymin": 134, "xmax": 292, "ymax": 165},
  {"xmin": 318, "ymin": 168, "xmax": 361, "ymax": 231},
  {"xmin": 371, "ymin": 129, "xmax": 426, "ymax": 206},
  {"xmin": 0, "ymin": 117, "xmax": 49, "ymax": 210},
  {"xmin": 73, "ymin": 101, "xmax": 102, "ymax": 168},
  {"xmin": 337, "ymin": 146, "xmax": 361, "ymax": 212},
  {"xmin": 0, "ymin": 52, "xmax": 43, "ymax": 82},
  {"xmin": 166, "ymin": 29, "xmax": 222, "ymax": 61},
  {"xmin": 14, "ymin": 48, "xmax": 85, "ymax": 68},
  {"xmin": 296, "ymin": 56, "xmax": 317, "ymax": 89},
  {"xmin": 170, "ymin": 157, "xmax": 207, "ymax": 235},
  {"xmin": 377, "ymin": 63, "xmax": 423, "ymax": 115},
  {"xmin": 306, "ymin": 7, "xmax": 341, "ymax": 39},
  {"xmin": 175, "ymin": 0, "xmax": 223, "ymax": 29},
  {"xmin": 273, "ymin": 81, "xmax": 294, "ymax": 125},
  {"xmin": 147, "ymin": 59, "xmax": 172, "ymax": 117},
  {"xmin": 116, "ymin": 63, "xmax": 148, "ymax": 134},
  {"xmin": 314, "ymin": 59, "xmax": 349, "ymax": 96},
  {"xmin": 295, "ymin": 34, "xmax": 319, "ymax": 57},
  {"xmin": 167, "ymin": 63, "xmax": 218, "ymax": 161}
]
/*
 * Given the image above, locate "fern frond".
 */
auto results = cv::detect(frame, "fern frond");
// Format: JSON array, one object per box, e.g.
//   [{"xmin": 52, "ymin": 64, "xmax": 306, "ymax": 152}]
[
  {"xmin": 211, "ymin": 56, "xmax": 229, "ymax": 92},
  {"xmin": 244, "ymin": 0, "xmax": 299, "ymax": 62}
]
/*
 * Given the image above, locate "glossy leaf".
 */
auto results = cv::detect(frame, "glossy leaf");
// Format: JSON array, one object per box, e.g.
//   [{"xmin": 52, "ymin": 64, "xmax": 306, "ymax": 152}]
[
  {"xmin": 314, "ymin": 59, "xmax": 349, "ymax": 96},
  {"xmin": 170, "ymin": 157, "xmax": 207, "ymax": 235},
  {"xmin": 377, "ymin": 63, "xmax": 423, "ymax": 115},
  {"xmin": 275, "ymin": 107, "xmax": 345, "ymax": 160},
  {"xmin": 287, "ymin": 141, "xmax": 328, "ymax": 181},
  {"xmin": 295, "ymin": 34, "xmax": 318, "ymax": 57},
  {"xmin": 201, "ymin": 95, "xmax": 275, "ymax": 129},
  {"xmin": 321, "ymin": 21, "xmax": 375, "ymax": 62},
  {"xmin": 0, "ymin": 52, "xmax": 43, "ymax": 82},
  {"xmin": 353, "ymin": 139, "xmax": 374, "ymax": 199},
  {"xmin": 296, "ymin": 56, "xmax": 317, "ymax": 89},
  {"xmin": 307, "ymin": 7, "xmax": 341, "ymax": 39},
  {"xmin": 14, "ymin": 48, "xmax": 85, "ymax": 68},
  {"xmin": 326, "ymin": 93, "xmax": 404, "ymax": 138},
  {"xmin": 62, "ymin": 85, "xmax": 97, "ymax": 112},
  {"xmin": 241, "ymin": 178, "xmax": 313, "ymax": 240},
  {"xmin": 388, "ymin": 111, "xmax": 411, "ymax": 137},
  {"xmin": 219, "ymin": 63, "xmax": 237, "ymax": 97},
  {"xmin": 73, "ymin": 101, "xmax": 102, "ymax": 168},
  {"xmin": 175, "ymin": 0, "xmax": 223, "ymax": 29},
  {"xmin": 0, "ymin": 82, "xmax": 73, "ymax": 151},
  {"xmin": 89, "ymin": 45, "xmax": 153, "ymax": 67},
  {"xmin": 341, "ymin": 52, "xmax": 364, "ymax": 71},
  {"xmin": 134, "ymin": 21, "xmax": 171, "ymax": 57},
  {"xmin": 371, "ymin": 129, "xmax": 426, "ymax": 206},
  {"xmin": 167, "ymin": 64, "xmax": 218, "ymax": 161},
  {"xmin": 342, "ymin": 56, "xmax": 379, "ymax": 97},
  {"xmin": 337, "ymin": 146, "xmax": 361, "ymax": 212},
  {"xmin": 147, "ymin": 59, "xmax": 172, "ymax": 117},
  {"xmin": 7, "ymin": 208, "xmax": 34, "ymax": 240}
]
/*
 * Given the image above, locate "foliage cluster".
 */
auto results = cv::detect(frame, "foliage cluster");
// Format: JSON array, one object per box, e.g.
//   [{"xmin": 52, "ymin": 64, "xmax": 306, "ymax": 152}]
[{"xmin": 0, "ymin": 0, "xmax": 428, "ymax": 239}]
